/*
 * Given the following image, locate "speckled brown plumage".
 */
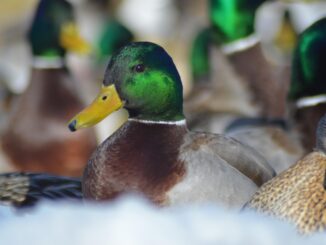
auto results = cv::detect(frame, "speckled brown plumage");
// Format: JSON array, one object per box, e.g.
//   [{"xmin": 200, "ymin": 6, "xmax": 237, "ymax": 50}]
[
  {"xmin": 0, "ymin": 173, "xmax": 29, "ymax": 206},
  {"xmin": 1, "ymin": 68, "xmax": 97, "ymax": 177},
  {"xmin": 83, "ymin": 120, "xmax": 187, "ymax": 205},
  {"xmin": 246, "ymin": 151, "xmax": 326, "ymax": 234}
]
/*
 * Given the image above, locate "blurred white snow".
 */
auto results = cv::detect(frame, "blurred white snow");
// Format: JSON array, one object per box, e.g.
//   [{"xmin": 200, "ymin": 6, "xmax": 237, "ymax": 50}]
[{"xmin": 0, "ymin": 195, "xmax": 325, "ymax": 245}]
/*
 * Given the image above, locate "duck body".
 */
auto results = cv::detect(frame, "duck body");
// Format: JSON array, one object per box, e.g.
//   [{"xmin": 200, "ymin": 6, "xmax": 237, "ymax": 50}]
[
  {"xmin": 225, "ymin": 119, "xmax": 304, "ymax": 174},
  {"xmin": 226, "ymin": 42, "xmax": 289, "ymax": 119},
  {"xmin": 245, "ymin": 151, "xmax": 326, "ymax": 234},
  {"xmin": 2, "ymin": 67, "xmax": 96, "ymax": 176},
  {"xmin": 83, "ymin": 119, "xmax": 273, "ymax": 208}
]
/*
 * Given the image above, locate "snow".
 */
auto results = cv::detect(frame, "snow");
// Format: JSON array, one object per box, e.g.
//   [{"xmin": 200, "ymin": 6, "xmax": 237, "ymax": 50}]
[{"xmin": 0, "ymin": 195, "xmax": 325, "ymax": 245}]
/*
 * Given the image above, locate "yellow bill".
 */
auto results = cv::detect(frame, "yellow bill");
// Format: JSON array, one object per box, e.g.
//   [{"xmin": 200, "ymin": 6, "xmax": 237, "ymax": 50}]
[
  {"xmin": 274, "ymin": 16, "xmax": 297, "ymax": 53},
  {"xmin": 68, "ymin": 85, "xmax": 123, "ymax": 131},
  {"xmin": 60, "ymin": 22, "xmax": 91, "ymax": 54}
]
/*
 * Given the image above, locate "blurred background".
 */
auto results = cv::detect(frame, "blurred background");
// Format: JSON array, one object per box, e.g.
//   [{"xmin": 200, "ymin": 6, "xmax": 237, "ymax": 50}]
[
  {"xmin": 1, "ymin": 0, "xmax": 326, "ymax": 103},
  {"xmin": 0, "ymin": 0, "xmax": 325, "ymax": 173}
]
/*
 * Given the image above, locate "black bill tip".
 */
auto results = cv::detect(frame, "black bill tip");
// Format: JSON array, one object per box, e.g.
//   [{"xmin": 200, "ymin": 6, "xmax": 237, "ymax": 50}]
[{"xmin": 68, "ymin": 120, "xmax": 77, "ymax": 132}]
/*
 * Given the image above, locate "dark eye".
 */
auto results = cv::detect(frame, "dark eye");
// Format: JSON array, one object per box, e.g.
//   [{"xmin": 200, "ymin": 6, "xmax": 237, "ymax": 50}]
[
  {"xmin": 102, "ymin": 96, "xmax": 107, "ymax": 101},
  {"xmin": 134, "ymin": 64, "xmax": 145, "ymax": 73}
]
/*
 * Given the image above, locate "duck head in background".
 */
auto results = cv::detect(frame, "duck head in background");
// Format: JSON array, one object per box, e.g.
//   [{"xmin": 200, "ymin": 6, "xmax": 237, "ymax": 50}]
[{"xmin": 188, "ymin": 0, "xmax": 289, "ymax": 135}]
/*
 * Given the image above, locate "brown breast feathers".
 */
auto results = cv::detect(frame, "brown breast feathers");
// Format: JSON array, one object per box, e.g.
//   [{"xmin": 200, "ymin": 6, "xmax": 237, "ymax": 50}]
[
  {"xmin": 1, "ymin": 68, "xmax": 97, "ymax": 177},
  {"xmin": 83, "ymin": 120, "xmax": 187, "ymax": 205}
]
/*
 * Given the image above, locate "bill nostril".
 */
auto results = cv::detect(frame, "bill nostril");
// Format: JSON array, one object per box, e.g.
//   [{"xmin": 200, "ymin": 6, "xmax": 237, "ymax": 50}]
[{"xmin": 68, "ymin": 120, "xmax": 77, "ymax": 132}]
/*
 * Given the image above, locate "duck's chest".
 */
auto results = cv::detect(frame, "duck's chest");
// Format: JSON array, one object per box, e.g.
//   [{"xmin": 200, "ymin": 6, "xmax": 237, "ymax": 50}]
[{"xmin": 83, "ymin": 120, "xmax": 188, "ymax": 204}]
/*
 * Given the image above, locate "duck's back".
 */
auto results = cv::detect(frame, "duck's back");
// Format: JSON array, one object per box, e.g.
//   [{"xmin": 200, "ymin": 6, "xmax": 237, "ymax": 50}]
[
  {"xmin": 1, "ymin": 68, "xmax": 97, "ymax": 177},
  {"xmin": 246, "ymin": 151, "xmax": 326, "ymax": 233},
  {"xmin": 227, "ymin": 125, "xmax": 304, "ymax": 174},
  {"xmin": 167, "ymin": 132, "xmax": 275, "ymax": 208}
]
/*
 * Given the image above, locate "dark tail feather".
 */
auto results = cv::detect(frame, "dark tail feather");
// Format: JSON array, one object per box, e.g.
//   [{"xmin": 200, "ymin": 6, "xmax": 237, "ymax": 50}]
[{"xmin": 0, "ymin": 172, "xmax": 82, "ymax": 208}]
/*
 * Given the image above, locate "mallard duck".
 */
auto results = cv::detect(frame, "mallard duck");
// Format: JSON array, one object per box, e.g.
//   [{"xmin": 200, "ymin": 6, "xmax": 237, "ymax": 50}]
[
  {"xmin": 185, "ymin": 0, "xmax": 303, "ymax": 174},
  {"xmin": 288, "ymin": 17, "xmax": 326, "ymax": 152},
  {"xmin": 0, "ymin": 172, "xmax": 81, "ymax": 208},
  {"xmin": 65, "ymin": 41, "xmax": 275, "ymax": 208},
  {"xmin": 187, "ymin": 0, "xmax": 290, "ymax": 133},
  {"xmin": 0, "ymin": 42, "xmax": 274, "ymax": 209},
  {"xmin": 226, "ymin": 16, "xmax": 326, "ymax": 172},
  {"xmin": 244, "ymin": 112, "xmax": 326, "ymax": 234},
  {"xmin": 226, "ymin": 17, "xmax": 326, "ymax": 173},
  {"xmin": 0, "ymin": 0, "xmax": 97, "ymax": 177}
]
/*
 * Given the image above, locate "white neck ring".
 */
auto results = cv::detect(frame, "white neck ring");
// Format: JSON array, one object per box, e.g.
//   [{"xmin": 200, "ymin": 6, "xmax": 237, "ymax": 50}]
[
  {"xmin": 296, "ymin": 94, "xmax": 326, "ymax": 109},
  {"xmin": 32, "ymin": 56, "xmax": 65, "ymax": 69},
  {"xmin": 221, "ymin": 34, "xmax": 259, "ymax": 55},
  {"xmin": 128, "ymin": 118, "xmax": 186, "ymax": 126}
]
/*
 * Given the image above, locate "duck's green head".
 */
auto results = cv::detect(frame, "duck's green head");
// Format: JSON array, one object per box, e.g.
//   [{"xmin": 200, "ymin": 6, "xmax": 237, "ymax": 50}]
[
  {"xmin": 28, "ymin": 0, "xmax": 90, "ymax": 57},
  {"xmin": 209, "ymin": 0, "xmax": 265, "ymax": 44},
  {"xmin": 68, "ymin": 42, "xmax": 184, "ymax": 131},
  {"xmin": 289, "ymin": 18, "xmax": 326, "ymax": 101}
]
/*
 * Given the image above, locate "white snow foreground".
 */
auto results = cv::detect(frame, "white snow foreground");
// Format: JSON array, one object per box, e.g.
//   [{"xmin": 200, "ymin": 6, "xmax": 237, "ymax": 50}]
[{"xmin": 0, "ymin": 195, "xmax": 325, "ymax": 245}]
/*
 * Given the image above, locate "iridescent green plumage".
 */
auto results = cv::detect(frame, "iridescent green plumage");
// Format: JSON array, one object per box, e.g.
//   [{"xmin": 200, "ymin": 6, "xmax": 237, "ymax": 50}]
[
  {"xmin": 191, "ymin": 0, "xmax": 266, "ymax": 81},
  {"xmin": 210, "ymin": 0, "xmax": 265, "ymax": 44},
  {"xmin": 103, "ymin": 42, "xmax": 184, "ymax": 121},
  {"xmin": 289, "ymin": 18, "xmax": 326, "ymax": 100},
  {"xmin": 97, "ymin": 19, "xmax": 134, "ymax": 61},
  {"xmin": 190, "ymin": 27, "xmax": 215, "ymax": 81}
]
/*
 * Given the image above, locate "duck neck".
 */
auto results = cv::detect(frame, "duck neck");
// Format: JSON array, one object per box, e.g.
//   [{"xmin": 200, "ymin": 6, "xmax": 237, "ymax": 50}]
[
  {"xmin": 226, "ymin": 42, "xmax": 288, "ymax": 118},
  {"xmin": 293, "ymin": 102, "xmax": 326, "ymax": 152},
  {"xmin": 127, "ymin": 108, "xmax": 185, "ymax": 122},
  {"xmin": 121, "ymin": 119, "xmax": 188, "ymax": 157},
  {"xmin": 26, "ymin": 64, "xmax": 80, "ymax": 119},
  {"xmin": 128, "ymin": 118, "xmax": 187, "ymax": 126},
  {"xmin": 220, "ymin": 33, "xmax": 259, "ymax": 55}
]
